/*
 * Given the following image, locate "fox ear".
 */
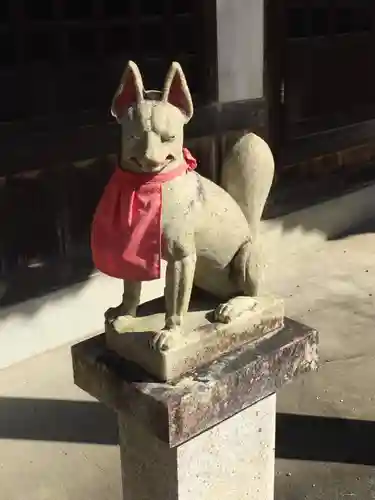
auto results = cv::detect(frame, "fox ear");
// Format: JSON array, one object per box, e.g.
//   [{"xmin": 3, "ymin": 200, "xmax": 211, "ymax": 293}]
[
  {"xmin": 111, "ymin": 60, "xmax": 144, "ymax": 122},
  {"xmin": 162, "ymin": 62, "xmax": 193, "ymax": 122}
]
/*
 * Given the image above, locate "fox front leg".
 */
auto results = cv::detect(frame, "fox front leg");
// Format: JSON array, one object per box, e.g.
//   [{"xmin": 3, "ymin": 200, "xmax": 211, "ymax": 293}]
[
  {"xmin": 106, "ymin": 280, "xmax": 141, "ymax": 332},
  {"xmin": 152, "ymin": 251, "xmax": 197, "ymax": 351}
]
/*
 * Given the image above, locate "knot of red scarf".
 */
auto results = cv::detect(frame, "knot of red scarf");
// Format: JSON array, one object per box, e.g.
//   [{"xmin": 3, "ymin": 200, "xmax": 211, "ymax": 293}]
[{"xmin": 91, "ymin": 148, "xmax": 197, "ymax": 281}]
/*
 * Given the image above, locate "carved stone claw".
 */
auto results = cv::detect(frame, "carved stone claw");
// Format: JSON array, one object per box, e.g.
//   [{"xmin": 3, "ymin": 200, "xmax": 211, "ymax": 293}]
[
  {"xmin": 151, "ymin": 325, "xmax": 184, "ymax": 352},
  {"xmin": 214, "ymin": 296, "xmax": 257, "ymax": 324}
]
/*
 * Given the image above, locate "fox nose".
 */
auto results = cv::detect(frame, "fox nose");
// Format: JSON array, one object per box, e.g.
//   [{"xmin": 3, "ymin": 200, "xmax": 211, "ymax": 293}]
[{"xmin": 144, "ymin": 154, "xmax": 161, "ymax": 167}]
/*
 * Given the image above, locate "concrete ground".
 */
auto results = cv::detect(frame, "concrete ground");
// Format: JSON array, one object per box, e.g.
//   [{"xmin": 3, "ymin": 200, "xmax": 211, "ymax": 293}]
[{"xmin": 1, "ymin": 220, "xmax": 375, "ymax": 499}]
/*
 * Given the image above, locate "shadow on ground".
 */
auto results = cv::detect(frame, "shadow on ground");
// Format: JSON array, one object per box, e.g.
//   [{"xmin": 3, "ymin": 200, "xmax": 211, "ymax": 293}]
[
  {"xmin": 0, "ymin": 397, "xmax": 374, "ymax": 466},
  {"xmin": 0, "ymin": 397, "xmax": 118, "ymax": 445},
  {"xmin": 328, "ymin": 218, "xmax": 375, "ymax": 241},
  {"xmin": 276, "ymin": 413, "xmax": 375, "ymax": 466}
]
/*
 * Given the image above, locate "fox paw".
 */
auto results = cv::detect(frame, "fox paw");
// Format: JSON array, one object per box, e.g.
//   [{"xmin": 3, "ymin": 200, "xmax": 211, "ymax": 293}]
[
  {"xmin": 214, "ymin": 296, "xmax": 257, "ymax": 324},
  {"xmin": 105, "ymin": 304, "xmax": 130, "ymax": 322},
  {"xmin": 111, "ymin": 315, "xmax": 137, "ymax": 334},
  {"xmin": 151, "ymin": 325, "xmax": 184, "ymax": 351}
]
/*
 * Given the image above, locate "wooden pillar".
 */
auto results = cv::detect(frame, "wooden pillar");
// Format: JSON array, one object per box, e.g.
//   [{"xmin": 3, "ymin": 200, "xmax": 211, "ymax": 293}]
[
  {"xmin": 188, "ymin": 0, "xmax": 267, "ymax": 147},
  {"xmin": 216, "ymin": 0, "xmax": 264, "ymax": 103}
]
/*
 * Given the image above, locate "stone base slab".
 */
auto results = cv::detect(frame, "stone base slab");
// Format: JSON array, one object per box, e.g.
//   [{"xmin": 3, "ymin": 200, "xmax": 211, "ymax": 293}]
[
  {"xmin": 106, "ymin": 295, "xmax": 284, "ymax": 382},
  {"xmin": 72, "ymin": 317, "xmax": 318, "ymax": 447}
]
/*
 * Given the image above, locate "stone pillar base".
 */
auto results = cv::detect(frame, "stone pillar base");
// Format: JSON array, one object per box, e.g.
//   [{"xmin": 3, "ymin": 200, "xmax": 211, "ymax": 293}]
[
  {"xmin": 71, "ymin": 316, "xmax": 318, "ymax": 500},
  {"xmin": 119, "ymin": 393, "xmax": 276, "ymax": 500}
]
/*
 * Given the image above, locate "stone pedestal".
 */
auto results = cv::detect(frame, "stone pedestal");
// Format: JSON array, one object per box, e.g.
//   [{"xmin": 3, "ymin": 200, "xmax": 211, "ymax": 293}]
[
  {"xmin": 71, "ymin": 317, "xmax": 318, "ymax": 500},
  {"xmin": 106, "ymin": 295, "xmax": 284, "ymax": 382}
]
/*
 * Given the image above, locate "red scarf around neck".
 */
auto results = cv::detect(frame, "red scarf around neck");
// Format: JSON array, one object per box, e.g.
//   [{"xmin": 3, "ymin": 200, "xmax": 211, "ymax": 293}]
[{"xmin": 91, "ymin": 148, "xmax": 197, "ymax": 281}]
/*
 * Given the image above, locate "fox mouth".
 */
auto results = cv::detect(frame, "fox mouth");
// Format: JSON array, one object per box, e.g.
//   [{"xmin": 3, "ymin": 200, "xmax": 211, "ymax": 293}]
[{"xmin": 131, "ymin": 155, "xmax": 175, "ymax": 172}]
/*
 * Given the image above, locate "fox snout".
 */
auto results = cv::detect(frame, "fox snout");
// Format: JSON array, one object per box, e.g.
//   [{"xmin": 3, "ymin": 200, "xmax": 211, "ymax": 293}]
[
  {"xmin": 142, "ymin": 153, "xmax": 166, "ymax": 169},
  {"xmin": 131, "ymin": 129, "xmax": 179, "ymax": 172},
  {"xmin": 139, "ymin": 153, "xmax": 176, "ymax": 172}
]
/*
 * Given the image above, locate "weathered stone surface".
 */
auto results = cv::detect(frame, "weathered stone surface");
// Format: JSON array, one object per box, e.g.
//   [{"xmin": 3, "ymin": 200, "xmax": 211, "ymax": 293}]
[
  {"xmin": 118, "ymin": 394, "xmax": 276, "ymax": 500},
  {"xmin": 72, "ymin": 317, "xmax": 318, "ymax": 447},
  {"xmin": 106, "ymin": 295, "xmax": 284, "ymax": 382}
]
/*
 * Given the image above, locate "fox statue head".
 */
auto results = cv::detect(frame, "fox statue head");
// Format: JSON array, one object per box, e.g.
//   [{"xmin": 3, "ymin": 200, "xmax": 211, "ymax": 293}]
[{"xmin": 111, "ymin": 61, "xmax": 194, "ymax": 173}]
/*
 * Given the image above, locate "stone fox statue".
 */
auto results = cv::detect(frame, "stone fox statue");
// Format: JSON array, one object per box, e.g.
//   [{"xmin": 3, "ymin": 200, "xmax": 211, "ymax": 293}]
[{"xmin": 91, "ymin": 61, "xmax": 275, "ymax": 351}]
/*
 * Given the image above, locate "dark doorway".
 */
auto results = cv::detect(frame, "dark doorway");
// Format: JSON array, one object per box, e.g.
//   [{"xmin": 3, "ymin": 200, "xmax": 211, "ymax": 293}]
[{"xmin": 267, "ymin": 0, "xmax": 375, "ymax": 161}]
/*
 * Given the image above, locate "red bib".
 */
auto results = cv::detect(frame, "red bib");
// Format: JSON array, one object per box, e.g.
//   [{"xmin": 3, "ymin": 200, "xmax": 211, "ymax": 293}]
[{"xmin": 91, "ymin": 149, "xmax": 197, "ymax": 281}]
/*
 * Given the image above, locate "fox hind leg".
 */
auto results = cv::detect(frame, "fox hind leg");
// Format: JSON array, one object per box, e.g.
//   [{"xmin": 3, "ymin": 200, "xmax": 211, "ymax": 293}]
[{"xmin": 214, "ymin": 240, "xmax": 262, "ymax": 323}]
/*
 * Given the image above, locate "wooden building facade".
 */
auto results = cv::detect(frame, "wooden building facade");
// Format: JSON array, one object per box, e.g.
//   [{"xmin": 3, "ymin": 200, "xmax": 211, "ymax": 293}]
[{"xmin": 1, "ymin": 0, "xmax": 375, "ymax": 306}]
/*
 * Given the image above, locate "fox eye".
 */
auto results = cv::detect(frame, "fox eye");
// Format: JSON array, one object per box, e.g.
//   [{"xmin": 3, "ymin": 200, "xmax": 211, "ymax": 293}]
[{"xmin": 161, "ymin": 135, "xmax": 176, "ymax": 143}]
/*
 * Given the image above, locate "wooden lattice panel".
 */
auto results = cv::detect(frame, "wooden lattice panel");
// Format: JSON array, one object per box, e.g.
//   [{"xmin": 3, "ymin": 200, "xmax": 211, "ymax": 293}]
[
  {"xmin": 0, "ymin": 0, "xmax": 208, "ymax": 123},
  {"xmin": 0, "ymin": 0, "xmax": 216, "ymax": 305},
  {"xmin": 283, "ymin": 0, "xmax": 375, "ymax": 138}
]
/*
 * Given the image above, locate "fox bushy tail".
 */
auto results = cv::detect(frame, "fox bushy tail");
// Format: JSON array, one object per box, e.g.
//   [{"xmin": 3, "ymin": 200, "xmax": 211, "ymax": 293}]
[{"xmin": 220, "ymin": 133, "xmax": 275, "ymax": 241}]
